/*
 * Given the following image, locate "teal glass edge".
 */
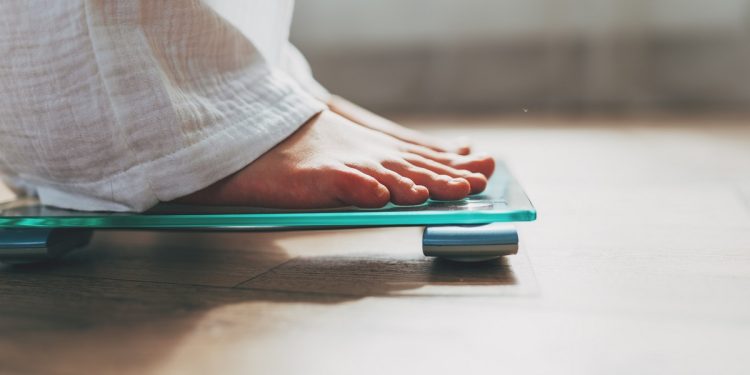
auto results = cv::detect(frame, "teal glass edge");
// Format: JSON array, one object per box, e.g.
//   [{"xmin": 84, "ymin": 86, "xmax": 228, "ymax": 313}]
[
  {"xmin": 0, "ymin": 209, "xmax": 536, "ymax": 229},
  {"xmin": 0, "ymin": 162, "xmax": 536, "ymax": 229}
]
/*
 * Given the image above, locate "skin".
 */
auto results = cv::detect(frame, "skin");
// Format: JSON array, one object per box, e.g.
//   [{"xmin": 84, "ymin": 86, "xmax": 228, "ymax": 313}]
[
  {"xmin": 328, "ymin": 96, "xmax": 474, "ymax": 157},
  {"xmin": 178, "ymin": 101, "xmax": 495, "ymax": 208}
]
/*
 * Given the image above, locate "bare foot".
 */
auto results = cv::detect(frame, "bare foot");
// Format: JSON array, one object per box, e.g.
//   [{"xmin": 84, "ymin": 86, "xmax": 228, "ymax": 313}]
[
  {"xmin": 329, "ymin": 95, "xmax": 474, "ymax": 156},
  {"xmin": 177, "ymin": 110, "xmax": 494, "ymax": 208}
]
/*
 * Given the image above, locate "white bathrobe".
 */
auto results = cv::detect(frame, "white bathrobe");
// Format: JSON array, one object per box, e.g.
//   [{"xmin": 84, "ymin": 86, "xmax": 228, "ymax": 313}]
[{"xmin": 0, "ymin": 0, "xmax": 329, "ymax": 211}]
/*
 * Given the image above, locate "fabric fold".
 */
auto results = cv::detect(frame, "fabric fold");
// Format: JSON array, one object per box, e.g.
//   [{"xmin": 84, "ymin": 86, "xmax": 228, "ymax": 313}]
[{"xmin": 0, "ymin": 0, "xmax": 328, "ymax": 212}]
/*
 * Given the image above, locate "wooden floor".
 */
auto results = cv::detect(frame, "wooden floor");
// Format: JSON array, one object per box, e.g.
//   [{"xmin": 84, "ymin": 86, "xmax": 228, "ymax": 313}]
[{"xmin": 2, "ymin": 116, "xmax": 750, "ymax": 374}]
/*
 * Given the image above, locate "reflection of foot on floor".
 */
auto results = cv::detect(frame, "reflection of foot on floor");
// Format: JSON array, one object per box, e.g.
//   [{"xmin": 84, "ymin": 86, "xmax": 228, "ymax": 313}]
[{"xmin": 177, "ymin": 110, "xmax": 496, "ymax": 209}]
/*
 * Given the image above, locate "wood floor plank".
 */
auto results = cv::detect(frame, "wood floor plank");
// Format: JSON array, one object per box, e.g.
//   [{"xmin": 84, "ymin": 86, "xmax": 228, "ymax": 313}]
[
  {"xmin": 8, "ymin": 231, "xmax": 294, "ymax": 287},
  {"xmin": 236, "ymin": 226, "xmax": 537, "ymax": 296},
  {"xmin": 238, "ymin": 251, "xmax": 537, "ymax": 297},
  {"xmin": 144, "ymin": 299, "xmax": 750, "ymax": 375},
  {"xmin": 0, "ymin": 272, "xmax": 346, "ymax": 375},
  {"xmin": 2, "ymin": 117, "xmax": 750, "ymax": 375}
]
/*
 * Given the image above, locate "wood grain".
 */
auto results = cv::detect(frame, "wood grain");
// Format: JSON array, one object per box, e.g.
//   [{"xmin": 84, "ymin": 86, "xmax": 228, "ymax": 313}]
[{"xmin": 2, "ymin": 116, "xmax": 750, "ymax": 375}]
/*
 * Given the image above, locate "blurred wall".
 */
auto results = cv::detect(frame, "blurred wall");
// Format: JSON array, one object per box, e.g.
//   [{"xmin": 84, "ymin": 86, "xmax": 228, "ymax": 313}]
[{"xmin": 291, "ymin": 0, "xmax": 750, "ymax": 113}]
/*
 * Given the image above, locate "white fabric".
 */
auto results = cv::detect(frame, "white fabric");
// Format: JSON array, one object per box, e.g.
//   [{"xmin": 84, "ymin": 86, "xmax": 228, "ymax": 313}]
[{"xmin": 0, "ymin": 0, "xmax": 329, "ymax": 212}]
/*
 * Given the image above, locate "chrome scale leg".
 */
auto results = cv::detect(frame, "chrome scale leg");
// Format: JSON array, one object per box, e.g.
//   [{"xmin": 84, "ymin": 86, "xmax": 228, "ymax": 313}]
[
  {"xmin": 422, "ymin": 223, "xmax": 519, "ymax": 262},
  {"xmin": 1, "ymin": 224, "xmax": 517, "ymax": 264}
]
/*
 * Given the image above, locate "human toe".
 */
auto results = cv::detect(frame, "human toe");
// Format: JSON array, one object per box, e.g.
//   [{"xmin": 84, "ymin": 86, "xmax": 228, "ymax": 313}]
[
  {"xmin": 383, "ymin": 161, "xmax": 471, "ymax": 201},
  {"xmin": 402, "ymin": 153, "xmax": 487, "ymax": 194},
  {"xmin": 332, "ymin": 167, "xmax": 391, "ymax": 208},
  {"xmin": 349, "ymin": 164, "xmax": 429, "ymax": 206}
]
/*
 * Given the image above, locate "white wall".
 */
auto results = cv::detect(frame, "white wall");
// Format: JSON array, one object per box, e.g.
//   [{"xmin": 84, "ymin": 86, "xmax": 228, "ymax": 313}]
[
  {"xmin": 291, "ymin": 0, "xmax": 750, "ymax": 112},
  {"xmin": 293, "ymin": 0, "xmax": 748, "ymax": 46}
]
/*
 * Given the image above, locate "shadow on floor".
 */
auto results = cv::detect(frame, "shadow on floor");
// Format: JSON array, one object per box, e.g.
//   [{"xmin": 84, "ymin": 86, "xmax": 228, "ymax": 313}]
[{"xmin": 0, "ymin": 229, "xmax": 527, "ymax": 374}]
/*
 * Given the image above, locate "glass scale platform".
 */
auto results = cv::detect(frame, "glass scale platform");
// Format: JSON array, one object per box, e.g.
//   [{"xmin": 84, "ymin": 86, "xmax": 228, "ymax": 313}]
[{"xmin": 0, "ymin": 162, "xmax": 535, "ymax": 263}]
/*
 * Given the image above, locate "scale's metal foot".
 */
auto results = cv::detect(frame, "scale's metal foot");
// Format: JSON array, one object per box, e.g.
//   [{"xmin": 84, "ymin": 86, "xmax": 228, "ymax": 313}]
[
  {"xmin": 0, "ymin": 229, "xmax": 93, "ymax": 264},
  {"xmin": 423, "ymin": 223, "xmax": 518, "ymax": 262}
]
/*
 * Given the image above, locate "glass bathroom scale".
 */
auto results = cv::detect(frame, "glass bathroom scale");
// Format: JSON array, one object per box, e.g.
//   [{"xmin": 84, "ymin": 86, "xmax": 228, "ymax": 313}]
[
  {"xmin": 0, "ymin": 162, "xmax": 535, "ymax": 263},
  {"xmin": 0, "ymin": 162, "xmax": 535, "ymax": 230}
]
